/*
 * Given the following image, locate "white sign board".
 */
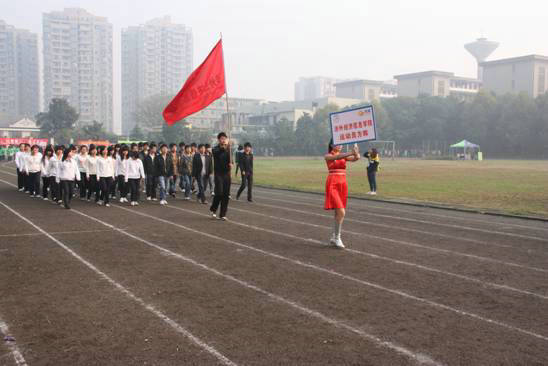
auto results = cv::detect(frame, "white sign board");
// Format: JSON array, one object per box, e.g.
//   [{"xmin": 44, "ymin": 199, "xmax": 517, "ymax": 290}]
[{"xmin": 329, "ymin": 105, "xmax": 377, "ymax": 145}]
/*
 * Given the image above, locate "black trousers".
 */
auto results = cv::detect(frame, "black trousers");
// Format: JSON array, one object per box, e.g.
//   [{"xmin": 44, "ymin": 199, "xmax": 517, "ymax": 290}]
[
  {"xmin": 237, "ymin": 173, "xmax": 253, "ymax": 200},
  {"xmin": 28, "ymin": 172, "xmax": 41, "ymax": 196},
  {"xmin": 88, "ymin": 174, "xmax": 99, "ymax": 201},
  {"xmin": 24, "ymin": 172, "xmax": 31, "ymax": 192},
  {"xmin": 110, "ymin": 176, "xmax": 116, "ymax": 197},
  {"xmin": 17, "ymin": 168, "xmax": 24, "ymax": 189},
  {"xmin": 79, "ymin": 172, "xmax": 88, "ymax": 198},
  {"xmin": 367, "ymin": 170, "xmax": 377, "ymax": 192},
  {"xmin": 210, "ymin": 173, "xmax": 231, "ymax": 218},
  {"xmin": 118, "ymin": 175, "xmax": 128, "ymax": 198},
  {"xmin": 61, "ymin": 180, "xmax": 74, "ymax": 208},
  {"xmin": 128, "ymin": 178, "xmax": 141, "ymax": 202},
  {"xmin": 146, "ymin": 176, "xmax": 157, "ymax": 199},
  {"xmin": 42, "ymin": 176, "xmax": 50, "ymax": 198},
  {"xmin": 100, "ymin": 177, "xmax": 114, "ymax": 204},
  {"xmin": 49, "ymin": 176, "xmax": 59, "ymax": 201}
]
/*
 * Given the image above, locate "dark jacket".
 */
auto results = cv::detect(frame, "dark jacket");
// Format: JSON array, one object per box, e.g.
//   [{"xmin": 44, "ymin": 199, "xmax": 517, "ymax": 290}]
[
  {"xmin": 154, "ymin": 153, "xmax": 173, "ymax": 177},
  {"xmin": 212, "ymin": 145, "xmax": 231, "ymax": 175},
  {"xmin": 143, "ymin": 153, "xmax": 155, "ymax": 176},
  {"xmin": 177, "ymin": 153, "xmax": 193, "ymax": 176},
  {"xmin": 238, "ymin": 152, "xmax": 253, "ymax": 175},
  {"xmin": 192, "ymin": 153, "xmax": 212, "ymax": 178}
]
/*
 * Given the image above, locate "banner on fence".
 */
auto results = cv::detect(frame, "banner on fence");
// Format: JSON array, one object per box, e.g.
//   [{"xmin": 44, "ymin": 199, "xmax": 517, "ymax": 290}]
[{"xmin": 0, "ymin": 138, "xmax": 48, "ymax": 147}]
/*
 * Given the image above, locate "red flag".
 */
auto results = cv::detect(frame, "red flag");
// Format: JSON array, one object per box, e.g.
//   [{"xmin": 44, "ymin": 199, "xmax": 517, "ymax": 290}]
[{"xmin": 163, "ymin": 39, "xmax": 226, "ymax": 125}]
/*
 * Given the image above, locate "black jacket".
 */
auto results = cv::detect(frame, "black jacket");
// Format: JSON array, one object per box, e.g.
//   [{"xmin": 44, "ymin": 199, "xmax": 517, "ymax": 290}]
[
  {"xmin": 212, "ymin": 145, "xmax": 231, "ymax": 175},
  {"xmin": 143, "ymin": 153, "xmax": 155, "ymax": 176},
  {"xmin": 192, "ymin": 153, "xmax": 212, "ymax": 178},
  {"xmin": 154, "ymin": 154, "xmax": 173, "ymax": 177},
  {"xmin": 238, "ymin": 152, "xmax": 253, "ymax": 175}
]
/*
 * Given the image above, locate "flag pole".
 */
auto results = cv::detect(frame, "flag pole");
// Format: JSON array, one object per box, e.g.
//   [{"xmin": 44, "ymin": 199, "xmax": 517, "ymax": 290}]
[{"xmin": 220, "ymin": 32, "xmax": 233, "ymax": 165}]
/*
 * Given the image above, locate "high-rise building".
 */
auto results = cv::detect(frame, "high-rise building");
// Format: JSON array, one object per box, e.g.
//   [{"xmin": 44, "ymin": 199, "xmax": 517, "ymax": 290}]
[
  {"xmin": 0, "ymin": 20, "xmax": 39, "ymax": 124},
  {"xmin": 43, "ymin": 8, "xmax": 114, "ymax": 132},
  {"xmin": 294, "ymin": 77, "xmax": 339, "ymax": 101},
  {"xmin": 122, "ymin": 16, "xmax": 193, "ymax": 135},
  {"xmin": 394, "ymin": 71, "xmax": 481, "ymax": 100}
]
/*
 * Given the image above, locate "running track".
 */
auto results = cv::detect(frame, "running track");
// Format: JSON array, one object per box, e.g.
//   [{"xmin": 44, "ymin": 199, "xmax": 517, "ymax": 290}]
[{"xmin": 0, "ymin": 162, "xmax": 547, "ymax": 365}]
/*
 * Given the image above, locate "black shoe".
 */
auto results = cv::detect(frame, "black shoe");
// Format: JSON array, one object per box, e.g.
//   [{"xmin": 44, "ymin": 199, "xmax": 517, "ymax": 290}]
[{"xmin": 248, "ymin": 199, "xmax": 253, "ymax": 203}]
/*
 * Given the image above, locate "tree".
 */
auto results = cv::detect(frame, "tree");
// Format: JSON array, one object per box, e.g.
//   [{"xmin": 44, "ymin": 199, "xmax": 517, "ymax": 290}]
[
  {"xmin": 129, "ymin": 124, "xmax": 146, "ymax": 140},
  {"xmin": 134, "ymin": 94, "xmax": 176, "ymax": 131},
  {"xmin": 36, "ymin": 98, "xmax": 79, "ymax": 144},
  {"xmin": 161, "ymin": 122, "xmax": 191, "ymax": 144}
]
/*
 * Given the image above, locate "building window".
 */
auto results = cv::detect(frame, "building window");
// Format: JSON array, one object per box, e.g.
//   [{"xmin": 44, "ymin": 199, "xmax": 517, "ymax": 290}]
[
  {"xmin": 437, "ymin": 80, "xmax": 445, "ymax": 96},
  {"xmin": 538, "ymin": 67, "xmax": 546, "ymax": 95}
]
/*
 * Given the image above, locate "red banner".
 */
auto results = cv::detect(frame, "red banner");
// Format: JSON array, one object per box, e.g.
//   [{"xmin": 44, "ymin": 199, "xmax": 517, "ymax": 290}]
[
  {"xmin": 77, "ymin": 140, "xmax": 111, "ymax": 147},
  {"xmin": 0, "ymin": 138, "xmax": 48, "ymax": 147},
  {"xmin": 163, "ymin": 39, "xmax": 226, "ymax": 125}
]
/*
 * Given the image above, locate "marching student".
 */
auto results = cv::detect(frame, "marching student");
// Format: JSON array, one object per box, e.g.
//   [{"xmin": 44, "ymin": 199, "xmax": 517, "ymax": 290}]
[
  {"xmin": 192, "ymin": 143, "xmax": 212, "ymax": 204},
  {"xmin": 125, "ymin": 151, "xmax": 146, "ymax": 206},
  {"xmin": 236, "ymin": 142, "xmax": 254, "ymax": 202},
  {"xmin": 204, "ymin": 143, "xmax": 215, "ymax": 196},
  {"xmin": 40, "ymin": 146, "xmax": 53, "ymax": 200},
  {"xmin": 364, "ymin": 148, "xmax": 380, "ymax": 195},
  {"xmin": 168, "ymin": 143, "xmax": 179, "ymax": 198},
  {"xmin": 56, "ymin": 148, "xmax": 81, "ymax": 209},
  {"xmin": 15, "ymin": 143, "xmax": 26, "ymax": 191},
  {"xmin": 24, "ymin": 145, "xmax": 42, "ymax": 197},
  {"xmin": 97, "ymin": 146, "xmax": 116, "ymax": 207},
  {"xmin": 116, "ymin": 145, "xmax": 130, "ymax": 203},
  {"xmin": 154, "ymin": 143, "xmax": 173, "ymax": 205},
  {"xmin": 75, "ymin": 145, "xmax": 89, "ymax": 200},
  {"xmin": 144, "ymin": 143, "xmax": 157, "ymax": 201},
  {"xmin": 86, "ymin": 145, "xmax": 99, "ymax": 202},
  {"xmin": 109, "ymin": 145, "xmax": 118, "ymax": 199},
  {"xmin": 178, "ymin": 144, "xmax": 193, "ymax": 201},
  {"xmin": 324, "ymin": 140, "xmax": 360, "ymax": 249},
  {"xmin": 234, "ymin": 145, "xmax": 244, "ymax": 177},
  {"xmin": 48, "ymin": 145, "xmax": 64, "ymax": 204},
  {"xmin": 210, "ymin": 132, "xmax": 232, "ymax": 220}
]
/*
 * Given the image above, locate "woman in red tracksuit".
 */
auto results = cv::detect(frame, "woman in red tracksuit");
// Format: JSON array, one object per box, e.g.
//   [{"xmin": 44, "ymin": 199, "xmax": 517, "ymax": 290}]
[{"xmin": 324, "ymin": 140, "xmax": 360, "ymax": 249}]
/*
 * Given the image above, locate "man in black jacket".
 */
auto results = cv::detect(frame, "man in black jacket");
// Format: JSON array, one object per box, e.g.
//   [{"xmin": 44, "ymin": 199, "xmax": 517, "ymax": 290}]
[
  {"xmin": 143, "ymin": 144, "xmax": 157, "ymax": 201},
  {"xmin": 192, "ymin": 144, "xmax": 213, "ymax": 204},
  {"xmin": 210, "ymin": 132, "xmax": 232, "ymax": 220},
  {"xmin": 154, "ymin": 144, "xmax": 173, "ymax": 205},
  {"xmin": 236, "ymin": 142, "xmax": 254, "ymax": 202}
]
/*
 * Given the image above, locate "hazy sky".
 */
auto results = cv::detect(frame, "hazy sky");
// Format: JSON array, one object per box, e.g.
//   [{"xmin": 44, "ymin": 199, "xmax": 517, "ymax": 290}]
[{"xmin": 2, "ymin": 0, "xmax": 548, "ymax": 125}]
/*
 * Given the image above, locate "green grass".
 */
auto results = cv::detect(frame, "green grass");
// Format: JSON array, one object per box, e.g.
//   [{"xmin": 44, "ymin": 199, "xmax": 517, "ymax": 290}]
[{"xmin": 237, "ymin": 157, "xmax": 548, "ymax": 218}]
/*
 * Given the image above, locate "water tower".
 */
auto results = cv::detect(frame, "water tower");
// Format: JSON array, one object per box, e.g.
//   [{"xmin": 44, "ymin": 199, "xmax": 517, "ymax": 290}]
[{"xmin": 464, "ymin": 37, "xmax": 499, "ymax": 80}]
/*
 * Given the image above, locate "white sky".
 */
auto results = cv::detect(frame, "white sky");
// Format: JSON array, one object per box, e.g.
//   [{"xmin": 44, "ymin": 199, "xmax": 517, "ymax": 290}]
[{"xmin": 2, "ymin": 0, "xmax": 548, "ymax": 126}]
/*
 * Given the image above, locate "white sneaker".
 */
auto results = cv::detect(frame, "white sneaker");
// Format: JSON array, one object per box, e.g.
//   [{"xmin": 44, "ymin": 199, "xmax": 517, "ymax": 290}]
[
  {"xmin": 97, "ymin": 200, "xmax": 103, "ymax": 206},
  {"xmin": 160, "ymin": 200, "xmax": 167, "ymax": 205},
  {"xmin": 220, "ymin": 216, "xmax": 227, "ymax": 221},
  {"xmin": 211, "ymin": 212, "xmax": 217, "ymax": 219},
  {"xmin": 370, "ymin": 192, "xmax": 377, "ymax": 196},
  {"xmin": 134, "ymin": 202, "xmax": 139, "ymax": 206},
  {"xmin": 329, "ymin": 234, "xmax": 337, "ymax": 246},
  {"xmin": 18, "ymin": 188, "xmax": 24, "ymax": 192},
  {"xmin": 43, "ymin": 197, "xmax": 49, "ymax": 201},
  {"xmin": 105, "ymin": 203, "xmax": 111, "ymax": 207},
  {"xmin": 147, "ymin": 197, "xmax": 151, "ymax": 201},
  {"xmin": 152, "ymin": 198, "xmax": 158, "ymax": 201},
  {"xmin": 120, "ymin": 198, "xmax": 124, "ymax": 203},
  {"xmin": 184, "ymin": 197, "xmax": 190, "ymax": 201},
  {"xmin": 333, "ymin": 237, "xmax": 345, "ymax": 249},
  {"xmin": 367, "ymin": 191, "xmax": 373, "ymax": 195},
  {"xmin": 130, "ymin": 201, "xmax": 135, "ymax": 206}
]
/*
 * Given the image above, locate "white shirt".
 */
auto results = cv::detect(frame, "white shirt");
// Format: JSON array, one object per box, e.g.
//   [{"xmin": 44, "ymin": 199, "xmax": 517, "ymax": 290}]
[
  {"xmin": 57, "ymin": 158, "xmax": 81, "ymax": 182},
  {"xmin": 24, "ymin": 153, "xmax": 42, "ymax": 174},
  {"xmin": 86, "ymin": 156, "xmax": 98, "ymax": 176},
  {"xmin": 48, "ymin": 155, "xmax": 62, "ymax": 177},
  {"xmin": 125, "ymin": 159, "xmax": 145, "ymax": 181},
  {"xmin": 116, "ymin": 156, "xmax": 128, "ymax": 176},
  {"xmin": 200, "ymin": 154, "xmax": 206, "ymax": 176},
  {"xmin": 41, "ymin": 156, "xmax": 51, "ymax": 177},
  {"xmin": 15, "ymin": 151, "xmax": 27, "ymax": 170},
  {"xmin": 75, "ymin": 154, "xmax": 88, "ymax": 173},
  {"xmin": 97, "ymin": 156, "xmax": 115, "ymax": 178}
]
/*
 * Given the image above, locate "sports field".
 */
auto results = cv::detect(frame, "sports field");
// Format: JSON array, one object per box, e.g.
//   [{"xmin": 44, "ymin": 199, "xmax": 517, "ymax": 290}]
[
  {"xmin": 0, "ymin": 160, "xmax": 547, "ymax": 365},
  {"xmin": 240, "ymin": 157, "xmax": 548, "ymax": 218}
]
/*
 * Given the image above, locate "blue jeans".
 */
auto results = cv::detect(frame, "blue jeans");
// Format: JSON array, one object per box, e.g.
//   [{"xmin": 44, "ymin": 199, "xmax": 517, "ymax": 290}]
[
  {"xmin": 181, "ymin": 174, "xmax": 191, "ymax": 198},
  {"xmin": 158, "ymin": 176, "xmax": 167, "ymax": 200},
  {"xmin": 168, "ymin": 175, "xmax": 178, "ymax": 195}
]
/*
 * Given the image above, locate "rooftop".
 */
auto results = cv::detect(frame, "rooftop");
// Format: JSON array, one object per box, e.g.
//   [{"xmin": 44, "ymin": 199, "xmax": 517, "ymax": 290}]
[
  {"xmin": 394, "ymin": 71, "xmax": 454, "ymax": 79},
  {"xmin": 479, "ymin": 54, "xmax": 548, "ymax": 66}
]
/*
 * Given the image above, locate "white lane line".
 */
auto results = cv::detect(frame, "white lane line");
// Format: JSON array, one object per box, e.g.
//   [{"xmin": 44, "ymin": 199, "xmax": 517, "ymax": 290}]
[
  {"xmin": 254, "ymin": 189, "xmax": 548, "ymax": 241},
  {"xmin": 0, "ymin": 200, "xmax": 238, "ymax": 366},
  {"xmin": 0, "ymin": 319, "xmax": 27, "ymax": 366},
  {"xmin": 70, "ymin": 208, "xmax": 443, "ymax": 366},
  {"xmin": 0, "ymin": 170, "xmax": 16, "ymax": 177},
  {"xmin": 233, "ymin": 200, "xmax": 548, "ymax": 274},
  {"xmin": 111, "ymin": 204, "xmax": 548, "ymax": 343},
  {"xmin": 0, "ymin": 229, "xmax": 115, "ymax": 238},
  {"xmin": 253, "ymin": 187, "xmax": 548, "ymax": 233},
  {"xmin": 217, "ymin": 205, "xmax": 548, "ymax": 300}
]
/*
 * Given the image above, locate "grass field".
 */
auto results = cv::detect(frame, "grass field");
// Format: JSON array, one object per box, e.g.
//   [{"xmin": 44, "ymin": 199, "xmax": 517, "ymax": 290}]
[{"xmin": 239, "ymin": 157, "xmax": 548, "ymax": 218}]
